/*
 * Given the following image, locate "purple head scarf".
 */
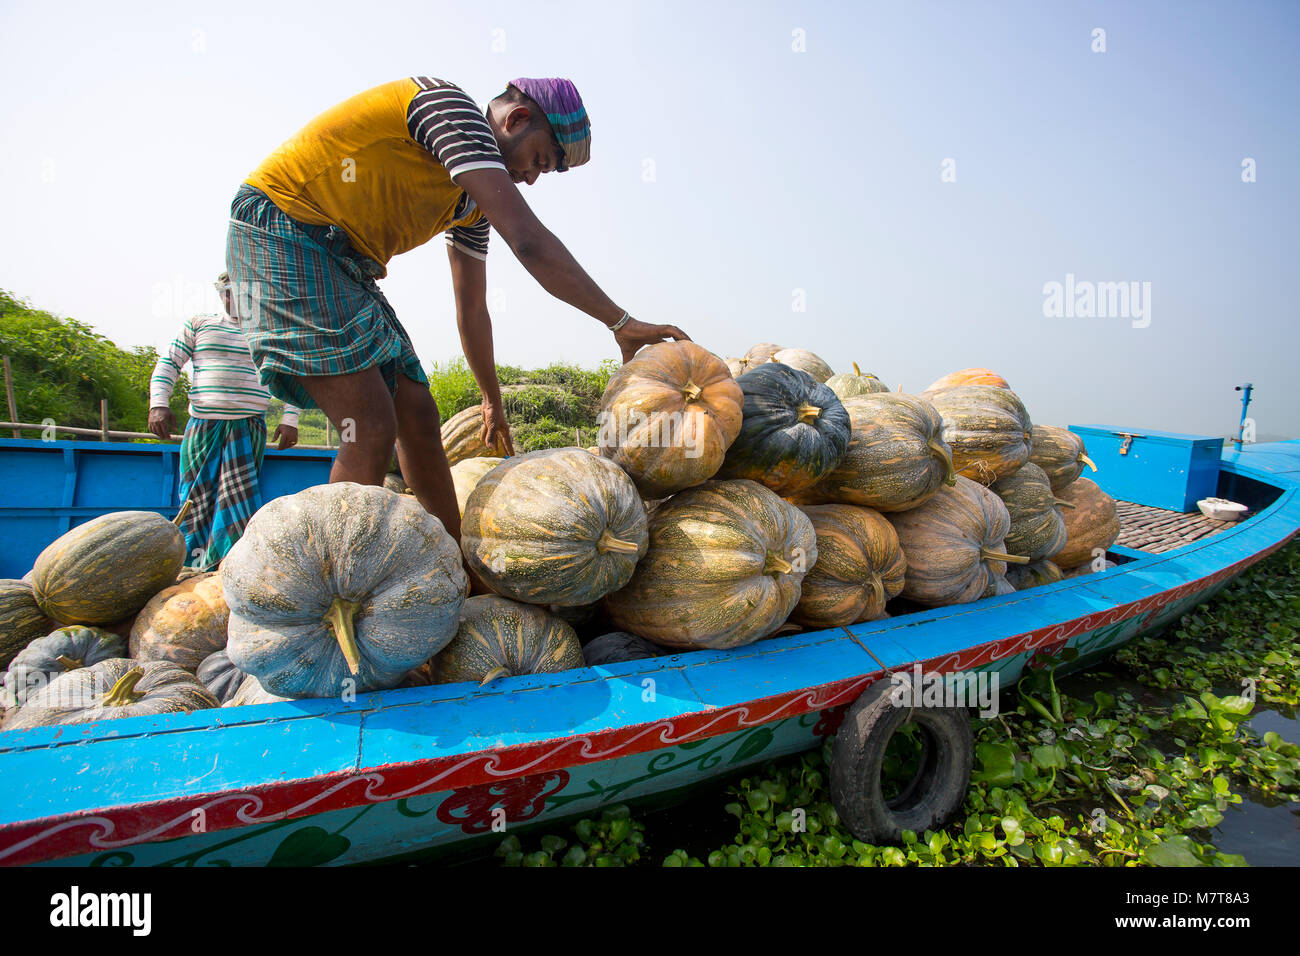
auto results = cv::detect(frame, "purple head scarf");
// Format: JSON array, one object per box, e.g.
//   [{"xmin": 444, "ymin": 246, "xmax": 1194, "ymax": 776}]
[{"xmin": 507, "ymin": 77, "xmax": 591, "ymax": 171}]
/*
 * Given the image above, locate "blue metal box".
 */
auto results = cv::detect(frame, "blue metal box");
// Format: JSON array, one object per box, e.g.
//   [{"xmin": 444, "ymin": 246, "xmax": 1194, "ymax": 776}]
[{"xmin": 1068, "ymin": 426, "xmax": 1223, "ymax": 512}]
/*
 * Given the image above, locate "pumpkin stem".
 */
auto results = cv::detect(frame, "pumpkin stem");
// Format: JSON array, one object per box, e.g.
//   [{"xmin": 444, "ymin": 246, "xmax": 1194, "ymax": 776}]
[
  {"xmin": 852, "ymin": 361, "xmax": 862, "ymax": 376},
  {"xmin": 869, "ymin": 575, "xmax": 885, "ymax": 611},
  {"xmin": 173, "ymin": 499, "xmax": 193, "ymax": 527},
  {"xmin": 928, "ymin": 439, "xmax": 958, "ymax": 486},
  {"xmin": 1080, "ymin": 454, "xmax": 1098, "ymax": 473},
  {"xmin": 764, "ymin": 550, "xmax": 794, "ymax": 576},
  {"xmin": 796, "ymin": 404, "xmax": 822, "ymax": 425},
  {"xmin": 681, "ymin": 380, "xmax": 703, "ymax": 402},
  {"xmin": 981, "ymin": 549, "xmax": 1031, "ymax": 565},
  {"xmin": 480, "ymin": 666, "xmax": 511, "ymax": 686},
  {"xmin": 103, "ymin": 667, "xmax": 145, "ymax": 706},
  {"xmin": 1054, "ymin": 498, "xmax": 1077, "ymax": 509},
  {"xmin": 324, "ymin": 597, "xmax": 363, "ymax": 676},
  {"xmin": 597, "ymin": 529, "xmax": 641, "ymax": 555},
  {"xmin": 55, "ymin": 655, "xmax": 83, "ymax": 670}
]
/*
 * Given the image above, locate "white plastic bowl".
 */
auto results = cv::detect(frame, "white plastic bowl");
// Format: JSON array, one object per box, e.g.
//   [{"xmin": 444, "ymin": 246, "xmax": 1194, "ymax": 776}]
[{"xmin": 1197, "ymin": 497, "xmax": 1248, "ymax": 521}]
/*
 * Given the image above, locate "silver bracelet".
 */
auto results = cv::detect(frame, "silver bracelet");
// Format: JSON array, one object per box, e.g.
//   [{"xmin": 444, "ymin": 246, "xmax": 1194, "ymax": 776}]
[{"xmin": 609, "ymin": 311, "xmax": 631, "ymax": 332}]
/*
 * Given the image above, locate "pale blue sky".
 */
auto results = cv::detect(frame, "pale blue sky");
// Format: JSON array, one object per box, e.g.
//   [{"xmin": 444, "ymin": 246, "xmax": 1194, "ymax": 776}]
[{"xmin": 1, "ymin": 0, "xmax": 1296, "ymax": 438}]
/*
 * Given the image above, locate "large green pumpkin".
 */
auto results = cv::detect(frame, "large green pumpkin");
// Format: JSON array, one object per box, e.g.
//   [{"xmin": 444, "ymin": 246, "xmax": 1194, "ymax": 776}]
[
  {"xmin": 925, "ymin": 385, "xmax": 1034, "ymax": 486},
  {"xmin": 461, "ymin": 448, "xmax": 648, "ymax": 607},
  {"xmin": 793, "ymin": 393, "xmax": 956, "ymax": 513},
  {"xmin": 31, "ymin": 509, "xmax": 187, "ymax": 626},
  {"xmin": 825, "ymin": 363, "xmax": 889, "ymax": 400},
  {"xmin": 597, "ymin": 341, "xmax": 743, "ymax": 499},
  {"xmin": 0, "ymin": 580, "xmax": 56, "ymax": 669},
  {"xmin": 2, "ymin": 625, "xmax": 125, "ymax": 710},
  {"xmin": 433, "ymin": 596, "xmax": 584, "ymax": 685},
  {"xmin": 5, "ymin": 659, "xmax": 218, "ymax": 729},
  {"xmin": 887, "ymin": 477, "xmax": 1027, "ymax": 606},
  {"xmin": 129, "ymin": 571, "xmax": 229, "ymax": 672},
  {"xmin": 441, "ymin": 404, "xmax": 503, "ymax": 465},
  {"xmin": 991, "ymin": 463, "xmax": 1068, "ymax": 562},
  {"xmin": 605, "ymin": 480, "xmax": 817, "ymax": 650},
  {"xmin": 791, "ymin": 505, "xmax": 907, "ymax": 628},
  {"xmin": 1030, "ymin": 425, "xmax": 1098, "ymax": 492},
  {"xmin": 223, "ymin": 483, "xmax": 468, "ymax": 698},
  {"xmin": 717, "ymin": 363, "xmax": 851, "ymax": 496}
]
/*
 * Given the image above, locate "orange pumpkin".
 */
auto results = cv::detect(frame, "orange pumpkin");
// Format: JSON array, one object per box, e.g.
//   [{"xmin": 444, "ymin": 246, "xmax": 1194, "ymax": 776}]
[
  {"xmin": 791, "ymin": 505, "xmax": 906, "ymax": 627},
  {"xmin": 605, "ymin": 480, "xmax": 816, "ymax": 650},
  {"xmin": 1053, "ymin": 477, "xmax": 1120, "ymax": 570},
  {"xmin": 597, "ymin": 341, "xmax": 743, "ymax": 499},
  {"xmin": 129, "ymin": 571, "xmax": 230, "ymax": 672},
  {"xmin": 925, "ymin": 368, "xmax": 1011, "ymax": 391},
  {"xmin": 887, "ymin": 477, "xmax": 1027, "ymax": 606}
]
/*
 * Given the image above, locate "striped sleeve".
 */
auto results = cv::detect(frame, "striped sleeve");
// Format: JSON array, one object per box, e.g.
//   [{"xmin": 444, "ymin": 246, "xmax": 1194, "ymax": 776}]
[
  {"xmin": 407, "ymin": 77, "xmax": 507, "ymax": 180},
  {"xmin": 149, "ymin": 316, "xmax": 196, "ymax": 408},
  {"xmin": 447, "ymin": 213, "xmax": 490, "ymax": 261},
  {"xmin": 280, "ymin": 404, "xmax": 300, "ymax": 428}
]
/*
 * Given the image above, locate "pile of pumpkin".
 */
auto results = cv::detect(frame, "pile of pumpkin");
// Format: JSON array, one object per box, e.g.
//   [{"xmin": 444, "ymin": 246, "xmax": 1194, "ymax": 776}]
[{"xmin": 0, "ymin": 341, "xmax": 1121, "ymax": 729}]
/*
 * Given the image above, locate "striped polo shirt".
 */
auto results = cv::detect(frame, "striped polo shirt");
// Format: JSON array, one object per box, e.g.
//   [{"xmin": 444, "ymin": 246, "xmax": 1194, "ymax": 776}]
[
  {"xmin": 407, "ymin": 77, "xmax": 504, "ymax": 261},
  {"xmin": 150, "ymin": 314, "xmax": 300, "ymax": 425}
]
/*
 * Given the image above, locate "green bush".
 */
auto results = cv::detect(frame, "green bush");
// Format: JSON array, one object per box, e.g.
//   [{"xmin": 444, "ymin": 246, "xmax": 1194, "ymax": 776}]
[{"xmin": 0, "ymin": 289, "xmax": 188, "ymax": 436}]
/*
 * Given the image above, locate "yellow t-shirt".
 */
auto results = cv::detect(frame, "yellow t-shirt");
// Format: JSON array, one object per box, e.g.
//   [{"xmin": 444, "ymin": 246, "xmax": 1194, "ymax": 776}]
[{"xmin": 246, "ymin": 77, "xmax": 505, "ymax": 271}]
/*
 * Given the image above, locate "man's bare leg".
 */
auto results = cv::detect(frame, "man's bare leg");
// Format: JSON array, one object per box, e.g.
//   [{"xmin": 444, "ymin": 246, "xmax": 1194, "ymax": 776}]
[
  {"xmin": 293, "ymin": 368, "xmax": 396, "ymax": 486},
  {"xmin": 392, "ymin": 374, "xmax": 463, "ymax": 541}
]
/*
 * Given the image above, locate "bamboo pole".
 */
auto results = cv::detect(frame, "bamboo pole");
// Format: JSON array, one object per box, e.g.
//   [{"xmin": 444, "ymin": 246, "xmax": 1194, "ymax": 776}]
[
  {"xmin": 2, "ymin": 356, "xmax": 18, "ymax": 438},
  {"xmin": 100, "ymin": 400, "xmax": 109, "ymax": 441},
  {"xmin": 0, "ymin": 420, "xmax": 334, "ymax": 450}
]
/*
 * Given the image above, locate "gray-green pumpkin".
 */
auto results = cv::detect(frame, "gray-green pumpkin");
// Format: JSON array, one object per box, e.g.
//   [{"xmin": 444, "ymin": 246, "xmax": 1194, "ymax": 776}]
[
  {"xmin": 582, "ymin": 631, "xmax": 664, "ymax": 667},
  {"xmin": 434, "ymin": 596, "xmax": 585, "ymax": 685},
  {"xmin": 222, "ymin": 483, "xmax": 468, "ymax": 699},
  {"xmin": 717, "ymin": 363, "xmax": 852, "ymax": 496},
  {"xmin": 196, "ymin": 649, "xmax": 246, "ymax": 705},
  {"xmin": 2, "ymin": 625, "xmax": 125, "ymax": 710},
  {"xmin": 1030, "ymin": 425, "xmax": 1098, "ymax": 492},
  {"xmin": 4, "ymin": 659, "xmax": 218, "ymax": 729},
  {"xmin": 461, "ymin": 448, "xmax": 649, "ymax": 607},
  {"xmin": 991, "ymin": 463, "xmax": 1069, "ymax": 562}
]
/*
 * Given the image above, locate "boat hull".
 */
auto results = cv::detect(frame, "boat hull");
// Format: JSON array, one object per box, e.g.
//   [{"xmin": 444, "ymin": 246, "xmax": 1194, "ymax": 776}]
[{"xmin": 0, "ymin": 438, "xmax": 1297, "ymax": 866}]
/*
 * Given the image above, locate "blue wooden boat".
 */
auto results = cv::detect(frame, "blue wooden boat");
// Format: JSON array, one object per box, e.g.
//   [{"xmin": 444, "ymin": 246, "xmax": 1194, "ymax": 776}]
[{"xmin": 0, "ymin": 430, "xmax": 1296, "ymax": 867}]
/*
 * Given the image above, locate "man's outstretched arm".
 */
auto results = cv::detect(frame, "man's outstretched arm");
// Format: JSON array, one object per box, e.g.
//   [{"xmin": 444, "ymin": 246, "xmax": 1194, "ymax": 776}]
[
  {"xmin": 455, "ymin": 167, "xmax": 690, "ymax": 362},
  {"xmin": 448, "ymin": 243, "xmax": 514, "ymax": 455}
]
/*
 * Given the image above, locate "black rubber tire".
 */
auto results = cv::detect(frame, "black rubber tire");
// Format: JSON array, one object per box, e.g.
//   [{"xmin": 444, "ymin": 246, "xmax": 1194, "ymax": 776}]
[{"xmin": 829, "ymin": 677, "xmax": 974, "ymax": 844}]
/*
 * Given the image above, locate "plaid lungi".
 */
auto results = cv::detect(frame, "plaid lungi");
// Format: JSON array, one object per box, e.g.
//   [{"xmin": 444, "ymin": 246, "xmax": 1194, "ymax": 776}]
[
  {"xmin": 178, "ymin": 416, "xmax": 267, "ymax": 570},
  {"xmin": 224, "ymin": 184, "xmax": 428, "ymax": 411}
]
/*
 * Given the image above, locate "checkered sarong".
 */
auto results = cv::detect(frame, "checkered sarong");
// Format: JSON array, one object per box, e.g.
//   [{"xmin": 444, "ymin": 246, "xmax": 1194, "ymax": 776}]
[
  {"xmin": 224, "ymin": 184, "xmax": 428, "ymax": 410},
  {"xmin": 178, "ymin": 416, "xmax": 267, "ymax": 570}
]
